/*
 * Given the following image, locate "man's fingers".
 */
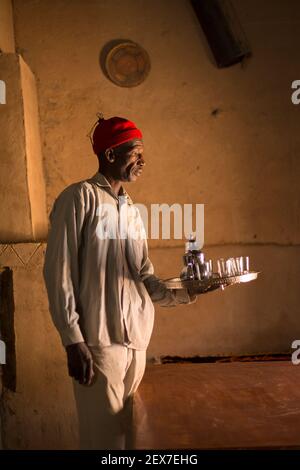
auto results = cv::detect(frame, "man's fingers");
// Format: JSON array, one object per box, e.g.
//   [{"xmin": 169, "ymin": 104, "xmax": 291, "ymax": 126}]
[
  {"xmin": 70, "ymin": 362, "xmax": 86, "ymax": 384},
  {"xmin": 73, "ymin": 366, "xmax": 84, "ymax": 383},
  {"xmin": 68, "ymin": 363, "xmax": 75, "ymax": 378},
  {"xmin": 78, "ymin": 361, "xmax": 87, "ymax": 384},
  {"xmin": 66, "ymin": 343, "xmax": 94, "ymax": 385},
  {"xmin": 68, "ymin": 360, "xmax": 80, "ymax": 379},
  {"xmin": 85, "ymin": 358, "xmax": 95, "ymax": 386},
  {"xmin": 206, "ymin": 284, "xmax": 222, "ymax": 292},
  {"xmin": 78, "ymin": 358, "xmax": 94, "ymax": 385}
]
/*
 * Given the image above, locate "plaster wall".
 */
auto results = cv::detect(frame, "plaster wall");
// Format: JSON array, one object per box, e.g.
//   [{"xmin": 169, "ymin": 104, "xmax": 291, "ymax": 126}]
[
  {"xmin": 0, "ymin": 241, "xmax": 298, "ymax": 449},
  {"xmin": 0, "ymin": 244, "xmax": 78, "ymax": 449},
  {"xmin": 1, "ymin": 0, "xmax": 299, "ymax": 449},
  {"xmin": 10, "ymin": 0, "xmax": 300, "ymax": 354},
  {"xmin": 12, "ymin": 0, "xmax": 300, "ymax": 247},
  {"xmin": 0, "ymin": 0, "xmax": 15, "ymax": 52},
  {"xmin": 0, "ymin": 54, "xmax": 47, "ymax": 242}
]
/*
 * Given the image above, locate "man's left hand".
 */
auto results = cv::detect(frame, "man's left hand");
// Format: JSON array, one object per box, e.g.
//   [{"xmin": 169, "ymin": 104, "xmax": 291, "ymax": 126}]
[{"xmin": 188, "ymin": 283, "xmax": 222, "ymax": 297}]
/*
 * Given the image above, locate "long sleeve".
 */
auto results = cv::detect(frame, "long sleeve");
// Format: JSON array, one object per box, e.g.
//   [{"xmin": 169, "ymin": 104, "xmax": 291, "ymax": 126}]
[
  {"xmin": 43, "ymin": 185, "xmax": 86, "ymax": 347},
  {"xmin": 140, "ymin": 247, "xmax": 196, "ymax": 308}
]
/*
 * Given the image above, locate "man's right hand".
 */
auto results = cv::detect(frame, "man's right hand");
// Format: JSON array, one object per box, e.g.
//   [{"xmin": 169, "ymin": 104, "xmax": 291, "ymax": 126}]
[{"xmin": 66, "ymin": 342, "xmax": 95, "ymax": 386}]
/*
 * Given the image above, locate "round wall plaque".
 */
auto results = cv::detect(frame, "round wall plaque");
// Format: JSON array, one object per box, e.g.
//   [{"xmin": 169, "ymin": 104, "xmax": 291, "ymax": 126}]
[{"xmin": 105, "ymin": 41, "xmax": 150, "ymax": 87}]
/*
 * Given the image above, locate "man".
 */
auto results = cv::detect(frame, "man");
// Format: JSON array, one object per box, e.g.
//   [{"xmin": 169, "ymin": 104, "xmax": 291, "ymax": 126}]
[{"xmin": 43, "ymin": 116, "xmax": 206, "ymax": 450}]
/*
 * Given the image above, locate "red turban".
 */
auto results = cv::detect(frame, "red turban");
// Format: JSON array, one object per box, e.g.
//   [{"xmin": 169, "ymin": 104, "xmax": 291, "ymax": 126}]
[{"xmin": 92, "ymin": 116, "xmax": 142, "ymax": 155}]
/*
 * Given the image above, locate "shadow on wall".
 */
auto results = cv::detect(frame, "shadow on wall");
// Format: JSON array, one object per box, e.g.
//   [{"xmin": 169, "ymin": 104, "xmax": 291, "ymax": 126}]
[{"xmin": 0, "ymin": 267, "xmax": 16, "ymax": 392}]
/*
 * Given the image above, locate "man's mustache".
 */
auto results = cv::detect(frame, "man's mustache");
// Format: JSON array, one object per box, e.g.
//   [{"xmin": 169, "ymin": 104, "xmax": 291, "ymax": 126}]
[{"xmin": 127, "ymin": 162, "xmax": 144, "ymax": 172}]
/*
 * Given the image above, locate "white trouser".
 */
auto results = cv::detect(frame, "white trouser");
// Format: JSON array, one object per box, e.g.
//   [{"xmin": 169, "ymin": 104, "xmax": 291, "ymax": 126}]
[{"xmin": 72, "ymin": 344, "xmax": 146, "ymax": 450}]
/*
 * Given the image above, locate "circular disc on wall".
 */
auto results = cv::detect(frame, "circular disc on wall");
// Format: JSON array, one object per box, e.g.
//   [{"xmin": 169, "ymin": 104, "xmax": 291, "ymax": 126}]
[{"xmin": 105, "ymin": 41, "xmax": 150, "ymax": 87}]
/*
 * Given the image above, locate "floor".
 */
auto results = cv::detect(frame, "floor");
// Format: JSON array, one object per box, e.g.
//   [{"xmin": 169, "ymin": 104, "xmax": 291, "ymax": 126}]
[{"xmin": 132, "ymin": 361, "xmax": 300, "ymax": 449}]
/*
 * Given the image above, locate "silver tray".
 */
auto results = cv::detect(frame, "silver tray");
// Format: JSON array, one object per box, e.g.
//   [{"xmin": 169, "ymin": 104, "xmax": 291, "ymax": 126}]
[{"xmin": 164, "ymin": 271, "xmax": 260, "ymax": 290}]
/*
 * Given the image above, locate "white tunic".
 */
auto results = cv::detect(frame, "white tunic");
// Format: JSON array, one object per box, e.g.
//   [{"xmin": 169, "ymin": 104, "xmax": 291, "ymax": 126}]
[{"xmin": 43, "ymin": 172, "xmax": 193, "ymax": 349}]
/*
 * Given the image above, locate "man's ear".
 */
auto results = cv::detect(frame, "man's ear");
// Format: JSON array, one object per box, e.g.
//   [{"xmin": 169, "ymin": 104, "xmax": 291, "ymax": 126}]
[{"xmin": 105, "ymin": 148, "xmax": 115, "ymax": 163}]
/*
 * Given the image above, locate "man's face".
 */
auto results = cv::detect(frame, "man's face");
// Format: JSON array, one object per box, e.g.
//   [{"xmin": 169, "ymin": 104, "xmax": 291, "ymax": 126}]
[{"xmin": 109, "ymin": 139, "xmax": 145, "ymax": 182}]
